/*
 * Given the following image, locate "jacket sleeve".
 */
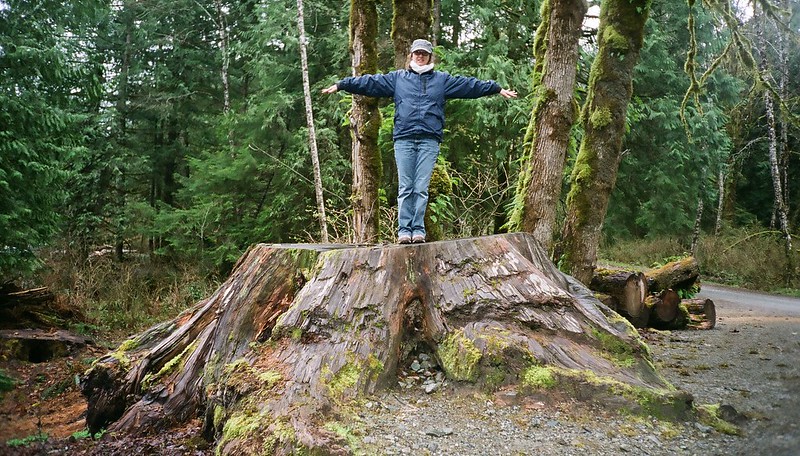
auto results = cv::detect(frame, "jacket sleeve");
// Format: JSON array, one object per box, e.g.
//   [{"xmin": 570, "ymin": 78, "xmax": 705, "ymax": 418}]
[
  {"xmin": 443, "ymin": 75, "xmax": 501, "ymax": 99},
  {"xmin": 337, "ymin": 72, "xmax": 396, "ymax": 98}
]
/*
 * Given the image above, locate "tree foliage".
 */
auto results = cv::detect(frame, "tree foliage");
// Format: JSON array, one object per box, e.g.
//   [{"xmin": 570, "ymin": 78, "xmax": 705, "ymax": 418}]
[{"xmin": 0, "ymin": 0, "xmax": 797, "ymax": 283}]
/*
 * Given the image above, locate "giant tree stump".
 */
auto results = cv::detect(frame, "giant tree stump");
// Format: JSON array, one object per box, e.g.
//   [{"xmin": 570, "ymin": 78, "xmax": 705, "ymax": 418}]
[{"xmin": 81, "ymin": 233, "xmax": 691, "ymax": 455}]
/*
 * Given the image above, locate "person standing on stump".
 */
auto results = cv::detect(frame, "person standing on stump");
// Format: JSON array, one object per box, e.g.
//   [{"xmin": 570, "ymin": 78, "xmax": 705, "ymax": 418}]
[{"xmin": 323, "ymin": 38, "xmax": 517, "ymax": 244}]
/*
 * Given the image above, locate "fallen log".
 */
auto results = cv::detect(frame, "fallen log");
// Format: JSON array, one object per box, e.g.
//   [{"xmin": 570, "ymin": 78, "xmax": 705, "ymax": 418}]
[
  {"xmin": 683, "ymin": 298, "xmax": 716, "ymax": 330},
  {"xmin": 590, "ymin": 270, "xmax": 648, "ymax": 328},
  {"xmin": 81, "ymin": 233, "xmax": 691, "ymax": 455},
  {"xmin": 647, "ymin": 257, "xmax": 700, "ymax": 294},
  {"xmin": 0, "ymin": 329, "xmax": 92, "ymax": 362},
  {"xmin": 647, "ymin": 290, "xmax": 688, "ymax": 330},
  {"xmin": 0, "ymin": 283, "xmax": 86, "ymax": 331}
]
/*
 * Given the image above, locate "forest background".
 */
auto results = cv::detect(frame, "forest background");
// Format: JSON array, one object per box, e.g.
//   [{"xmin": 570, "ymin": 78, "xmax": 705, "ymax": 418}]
[{"xmin": 1, "ymin": 0, "xmax": 798, "ymax": 340}]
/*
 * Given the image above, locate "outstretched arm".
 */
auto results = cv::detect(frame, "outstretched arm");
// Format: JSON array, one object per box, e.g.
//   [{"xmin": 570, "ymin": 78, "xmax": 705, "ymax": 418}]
[{"xmin": 321, "ymin": 72, "xmax": 397, "ymax": 98}]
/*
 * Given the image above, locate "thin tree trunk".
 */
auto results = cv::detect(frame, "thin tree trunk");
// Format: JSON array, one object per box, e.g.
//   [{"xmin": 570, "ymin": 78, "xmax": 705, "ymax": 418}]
[
  {"xmin": 114, "ymin": 9, "xmax": 133, "ymax": 262},
  {"xmin": 509, "ymin": 0, "xmax": 587, "ymax": 254},
  {"xmin": 557, "ymin": 0, "xmax": 650, "ymax": 285},
  {"xmin": 756, "ymin": 8, "xmax": 793, "ymax": 282},
  {"xmin": 691, "ymin": 186, "xmax": 703, "ymax": 256},
  {"xmin": 451, "ymin": 1, "xmax": 461, "ymax": 47},
  {"xmin": 714, "ymin": 167, "xmax": 725, "ymax": 236},
  {"xmin": 777, "ymin": 5, "xmax": 790, "ymax": 221},
  {"xmin": 349, "ymin": 0, "xmax": 382, "ymax": 243},
  {"xmin": 392, "ymin": 0, "xmax": 432, "ymax": 69},
  {"xmin": 432, "ymin": 0, "xmax": 441, "ymax": 47},
  {"xmin": 296, "ymin": 0, "xmax": 329, "ymax": 242},
  {"xmin": 213, "ymin": 0, "xmax": 235, "ymax": 151},
  {"xmin": 215, "ymin": 0, "xmax": 231, "ymax": 116}
]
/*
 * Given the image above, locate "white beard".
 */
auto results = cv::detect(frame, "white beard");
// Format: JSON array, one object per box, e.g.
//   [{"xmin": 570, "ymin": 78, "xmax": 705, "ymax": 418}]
[{"xmin": 410, "ymin": 61, "xmax": 434, "ymax": 74}]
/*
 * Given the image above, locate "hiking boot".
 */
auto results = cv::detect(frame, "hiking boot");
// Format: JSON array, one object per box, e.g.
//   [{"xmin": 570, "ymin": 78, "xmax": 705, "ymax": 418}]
[
  {"xmin": 398, "ymin": 234, "xmax": 412, "ymax": 244},
  {"xmin": 412, "ymin": 234, "xmax": 426, "ymax": 244}
]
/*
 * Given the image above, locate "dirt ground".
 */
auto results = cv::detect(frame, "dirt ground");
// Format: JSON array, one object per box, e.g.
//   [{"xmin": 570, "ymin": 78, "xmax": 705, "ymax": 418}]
[{"xmin": 0, "ymin": 287, "xmax": 797, "ymax": 455}]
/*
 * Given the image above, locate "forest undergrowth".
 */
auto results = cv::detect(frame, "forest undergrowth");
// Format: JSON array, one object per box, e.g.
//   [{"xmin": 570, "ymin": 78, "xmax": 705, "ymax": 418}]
[
  {"xmin": 14, "ymin": 226, "xmax": 795, "ymax": 348},
  {"xmin": 600, "ymin": 227, "xmax": 800, "ymax": 296}
]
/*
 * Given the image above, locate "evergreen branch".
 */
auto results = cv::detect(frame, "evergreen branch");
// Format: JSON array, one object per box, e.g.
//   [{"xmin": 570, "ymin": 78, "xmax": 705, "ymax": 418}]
[{"xmin": 247, "ymin": 144, "xmax": 348, "ymax": 206}]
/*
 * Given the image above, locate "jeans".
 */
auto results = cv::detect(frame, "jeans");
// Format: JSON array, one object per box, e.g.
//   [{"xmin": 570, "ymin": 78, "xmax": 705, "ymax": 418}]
[{"xmin": 394, "ymin": 138, "xmax": 440, "ymax": 238}]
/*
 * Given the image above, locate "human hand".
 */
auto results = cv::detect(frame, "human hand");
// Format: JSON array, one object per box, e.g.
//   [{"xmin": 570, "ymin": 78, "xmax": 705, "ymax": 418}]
[
  {"xmin": 322, "ymin": 84, "xmax": 338, "ymax": 94},
  {"xmin": 499, "ymin": 88, "xmax": 518, "ymax": 99}
]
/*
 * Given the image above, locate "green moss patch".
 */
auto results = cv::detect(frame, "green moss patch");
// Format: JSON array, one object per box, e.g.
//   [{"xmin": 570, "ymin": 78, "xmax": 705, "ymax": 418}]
[
  {"xmin": 542, "ymin": 368, "xmax": 692, "ymax": 421},
  {"xmin": 326, "ymin": 362, "xmax": 360, "ymax": 399},
  {"xmin": 141, "ymin": 342, "xmax": 198, "ymax": 390},
  {"xmin": 695, "ymin": 404, "xmax": 741, "ymax": 435},
  {"xmin": 437, "ymin": 330, "xmax": 482, "ymax": 382},
  {"xmin": 590, "ymin": 328, "xmax": 637, "ymax": 368},
  {"xmin": 0, "ymin": 369, "xmax": 16, "ymax": 393},
  {"xmin": 520, "ymin": 365, "xmax": 557, "ymax": 390},
  {"xmin": 602, "ymin": 25, "xmax": 629, "ymax": 52},
  {"xmin": 589, "ymin": 106, "xmax": 613, "ymax": 129}
]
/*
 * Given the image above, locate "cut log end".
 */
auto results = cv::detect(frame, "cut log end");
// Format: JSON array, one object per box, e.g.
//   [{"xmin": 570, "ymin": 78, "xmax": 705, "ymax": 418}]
[{"xmin": 683, "ymin": 298, "xmax": 717, "ymax": 330}]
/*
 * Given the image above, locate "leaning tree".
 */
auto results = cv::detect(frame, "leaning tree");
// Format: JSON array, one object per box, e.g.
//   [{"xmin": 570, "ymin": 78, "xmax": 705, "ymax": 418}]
[{"xmin": 82, "ymin": 233, "xmax": 692, "ymax": 454}]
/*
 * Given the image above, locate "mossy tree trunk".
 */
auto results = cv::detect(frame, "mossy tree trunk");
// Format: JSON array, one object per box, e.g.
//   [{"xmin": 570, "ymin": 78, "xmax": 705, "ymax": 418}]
[
  {"xmin": 556, "ymin": 0, "xmax": 651, "ymax": 285},
  {"xmin": 350, "ymin": 0, "xmax": 382, "ymax": 243},
  {"xmin": 509, "ymin": 0, "xmax": 587, "ymax": 254},
  {"xmin": 391, "ymin": 0, "xmax": 432, "ymax": 69},
  {"xmin": 82, "ymin": 234, "xmax": 690, "ymax": 455}
]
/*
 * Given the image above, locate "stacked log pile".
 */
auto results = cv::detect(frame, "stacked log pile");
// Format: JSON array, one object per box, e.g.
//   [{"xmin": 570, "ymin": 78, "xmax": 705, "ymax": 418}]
[{"xmin": 589, "ymin": 257, "xmax": 715, "ymax": 330}]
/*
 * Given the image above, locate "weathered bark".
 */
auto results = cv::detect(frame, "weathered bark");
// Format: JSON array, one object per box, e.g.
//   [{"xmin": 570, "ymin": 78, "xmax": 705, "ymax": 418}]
[
  {"xmin": 647, "ymin": 257, "xmax": 700, "ymax": 294},
  {"xmin": 82, "ymin": 234, "xmax": 689, "ymax": 454},
  {"xmin": 683, "ymin": 298, "xmax": 716, "ymax": 330},
  {"xmin": 511, "ymin": 0, "xmax": 587, "ymax": 254},
  {"xmin": 391, "ymin": 0, "xmax": 432, "ymax": 69},
  {"xmin": 589, "ymin": 270, "xmax": 647, "ymax": 327},
  {"xmin": 349, "ymin": 0, "xmax": 382, "ymax": 243},
  {"xmin": 556, "ymin": 0, "xmax": 651, "ymax": 285},
  {"xmin": 297, "ymin": 0, "xmax": 329, "ymax": 242}
]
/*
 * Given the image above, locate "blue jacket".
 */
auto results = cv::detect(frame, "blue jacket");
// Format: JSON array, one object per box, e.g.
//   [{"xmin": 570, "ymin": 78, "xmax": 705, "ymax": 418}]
[{"xmin": 337, "ymin": 69, "xmax": 501, "ymax": 143}]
